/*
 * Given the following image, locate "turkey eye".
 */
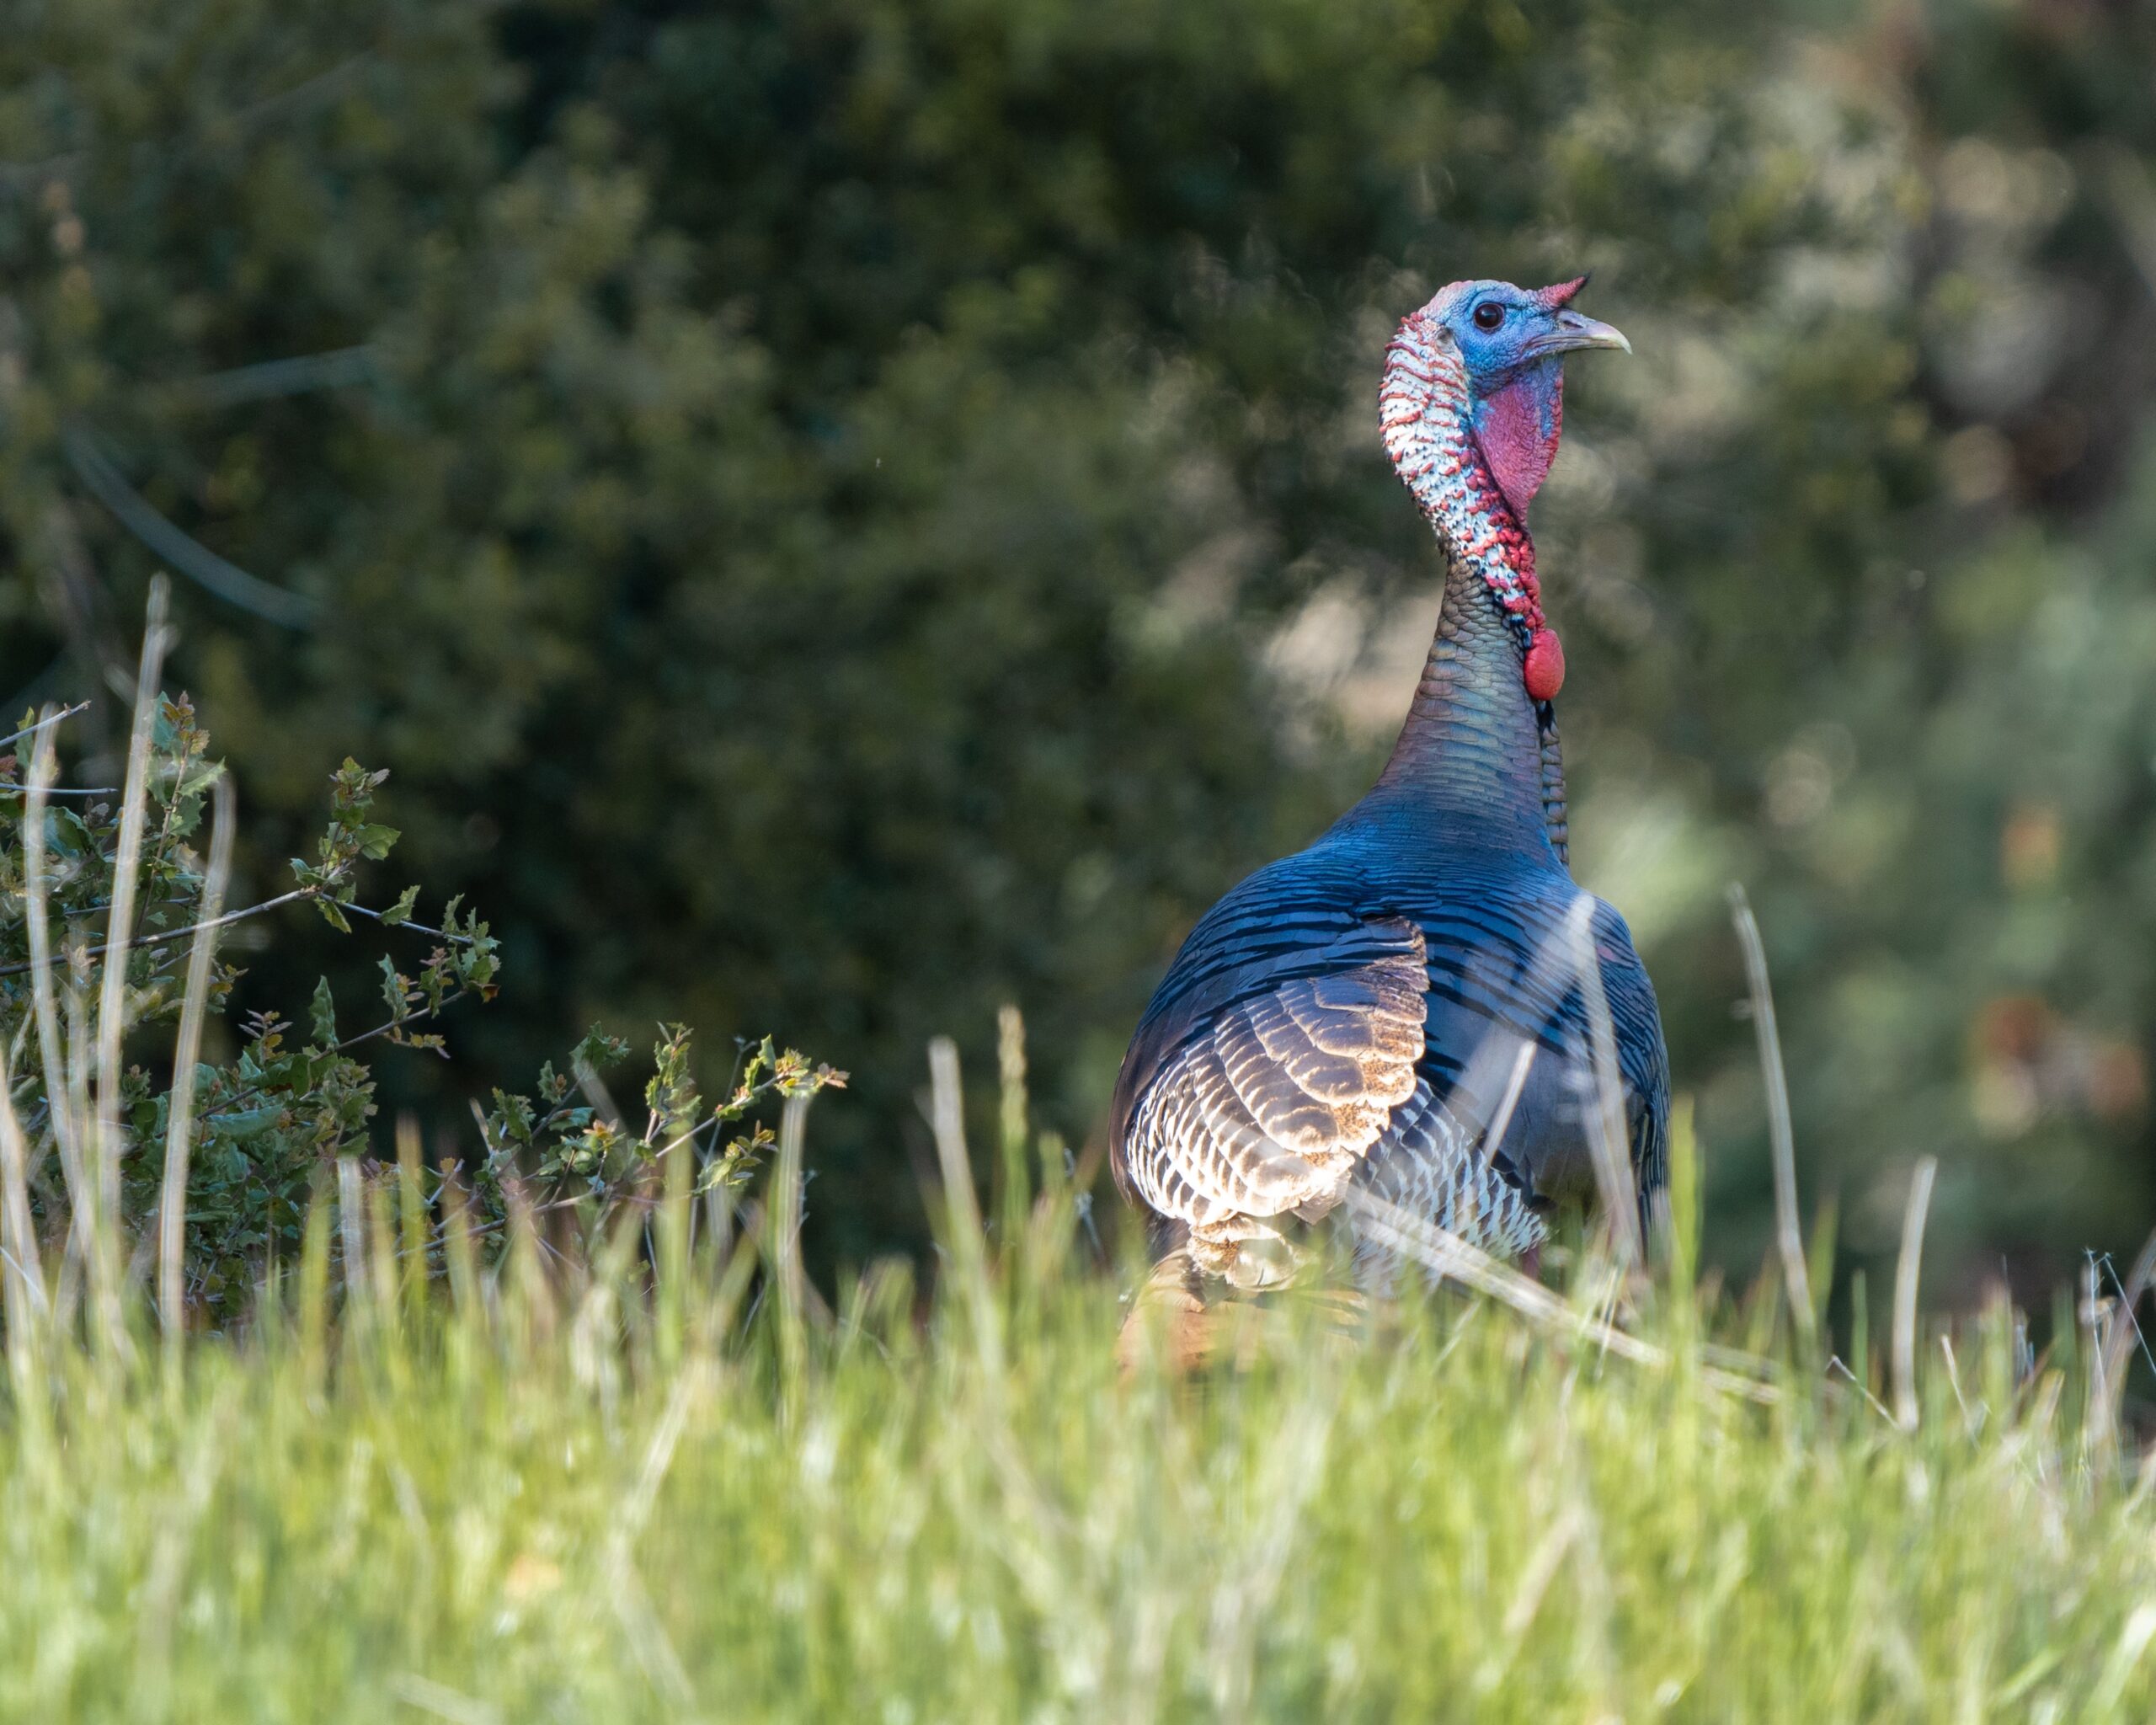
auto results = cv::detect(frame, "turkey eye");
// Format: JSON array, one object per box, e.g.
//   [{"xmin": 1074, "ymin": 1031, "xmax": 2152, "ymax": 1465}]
[{"xmin": 1471, "ymin": 302, "xmax": 1505, "ymax": 331}]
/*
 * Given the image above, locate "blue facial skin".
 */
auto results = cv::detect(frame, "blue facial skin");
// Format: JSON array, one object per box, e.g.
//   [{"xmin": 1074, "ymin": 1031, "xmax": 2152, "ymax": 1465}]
[
  {"xmin": 1431, "ymin": 278, "xmax": 1630, "ymax": 386},
  {"xmin": 1423, "ymin": 278, "xmax": 1630, "ymax": 513}
]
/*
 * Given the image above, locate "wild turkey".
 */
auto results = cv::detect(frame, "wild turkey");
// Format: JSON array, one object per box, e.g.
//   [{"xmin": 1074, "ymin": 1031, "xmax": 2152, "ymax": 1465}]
[{"xmin": 1111, "ymin": 275, "xmax": 1667, "ymax": 1296}]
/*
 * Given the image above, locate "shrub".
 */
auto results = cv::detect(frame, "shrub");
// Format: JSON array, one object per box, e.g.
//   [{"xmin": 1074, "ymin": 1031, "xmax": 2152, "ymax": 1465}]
[{"xmin": 0, "ymin": 585, "xmax": 840, "ymax": 1321}]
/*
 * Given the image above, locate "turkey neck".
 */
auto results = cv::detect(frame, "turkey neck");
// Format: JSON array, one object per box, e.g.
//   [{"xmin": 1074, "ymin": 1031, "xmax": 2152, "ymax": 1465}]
[
  {"xmin": 1358, "ymin": 525, "xmax": 1561, "ymax": 857},
  {"xmin": 1357, "ymin": 323, "xmax": 1570, "ymax": 864}
]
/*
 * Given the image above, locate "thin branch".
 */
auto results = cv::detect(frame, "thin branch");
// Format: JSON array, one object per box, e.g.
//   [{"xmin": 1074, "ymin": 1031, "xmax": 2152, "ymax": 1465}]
[
  {"xmin": 341, "ymin": 900, "xmax": 478, "ymax": 944},
  {"xmin": 63, "ymin": 425, "xmax": 318, "ymax": 629},
  {"xmin": 191, "ymin": 983, "xmax": 486, "ymax": 1130},
  {"xmin": 0, "ymin": 52, "xmax": 374, "ymax": 196},
  {"xmin": 0, "ymin": 702, "xmax": 91, "ymax": 754},
  {"xmin": 0, "ymin": 888, "xmax": 309, "ymax": 980},
  {"xmin": 0, "ymin": 881, "xmax": 471, "ymax": 980},
  {"xmin": 170, "ymin": 345, "xmax": 377, "ymax": 412}
]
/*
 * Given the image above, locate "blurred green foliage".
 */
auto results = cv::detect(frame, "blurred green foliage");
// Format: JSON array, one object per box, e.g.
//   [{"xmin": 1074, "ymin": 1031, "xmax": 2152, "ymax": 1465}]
[{"xmin": 2, "ymin": 0, "xmax": 2153, "ymax": 1294}]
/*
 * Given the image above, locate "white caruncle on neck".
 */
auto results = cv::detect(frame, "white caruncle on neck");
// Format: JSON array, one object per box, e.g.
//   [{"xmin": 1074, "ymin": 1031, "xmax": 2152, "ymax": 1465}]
[
  {"xmin": 1377, "ymin": 314, "xmax": 1540, "ymax": 637},
  {"xmin": 1356, "ymin": 310, "xmax": 1562, "ymax": 861}
]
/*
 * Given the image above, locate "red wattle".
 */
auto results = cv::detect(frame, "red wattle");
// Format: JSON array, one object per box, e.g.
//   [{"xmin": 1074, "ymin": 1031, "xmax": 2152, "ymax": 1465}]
[{"xmin": 1524, "ymin": 628, "xmax": 1566, "ymax": 701}]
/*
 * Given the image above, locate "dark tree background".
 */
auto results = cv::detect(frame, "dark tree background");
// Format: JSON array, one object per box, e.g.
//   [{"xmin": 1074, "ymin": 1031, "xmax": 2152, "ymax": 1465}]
[{"xmin": 3, "ymin": 0, "xmax": 2154, "ymax": 1294}]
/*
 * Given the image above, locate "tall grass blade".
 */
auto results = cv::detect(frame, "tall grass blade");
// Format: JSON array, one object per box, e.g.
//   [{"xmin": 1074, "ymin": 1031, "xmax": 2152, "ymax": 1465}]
[
  {"xmin": 1729, "ymin": 883, "xmax": 1817, "ymax": 1359},
  {"xmin": 1892, "ymin": 1155, "xmax": 1937, "ymax": 1431},
  {"xmin": 393, "ymin": 1115, "xmax": 429, "ymax": 1330},
  {"xmin": 996, "ymin": 1004, "xmax": 1032, "ymax": 1242},
  {"xmin": 2095, "ymin": 1228, "xmax": 2156, "ymax": 1439},
  {"xmin": 436, "ymin": 1160, "xmax": 478, "ymax": 1317},
  {"xmin": 22, "ymin": 716, "xmax": 88, "ymax": 1288},
  {"xmin": 88, "ymin": 575, "xmax": 170, "ymax": 1360},
  {"xmin": 0, "ymin": 1044, "xmax": 51, "ymax": 1330},
  {"xmin": 928, "ymin": 1035, "xmax": 1001, "ymax": 1374},
  {"xmin": 1565, "ymin": 894, "xmax": 1642, "ymax": 1269},
  {"xmin": 770, "ymin": 1092, "xmax": 811, "ymax": 1409},
  {"xmin": 158, "ymin": 772, "xmax": 233, "ymax": 1350}
]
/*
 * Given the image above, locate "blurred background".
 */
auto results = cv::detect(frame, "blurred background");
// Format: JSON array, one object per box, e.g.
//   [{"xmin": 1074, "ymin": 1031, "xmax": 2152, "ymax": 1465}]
[{"xmin": 3, "ymin": 0, "xmax": 2154, "ymax": 1304}]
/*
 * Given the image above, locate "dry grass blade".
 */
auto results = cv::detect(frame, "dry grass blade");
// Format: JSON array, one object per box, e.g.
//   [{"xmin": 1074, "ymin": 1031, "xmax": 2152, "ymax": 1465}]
[
  {"xmin": 87, "ymin": 577, "xmax": 171, "ymax": 1359},
  {"xmin": 158, "ymin": 773, "xmax": 233, "ymax": 1345},
  {"xmin": 0, "ymin": 1044, "xmax": 50, "ymax": 1326},
  {"xmin": 1729, "ymin": 884, "xmax": 1816, "ymax": 1355},
  {"xmin": 1892, "ymin": 1156, "xmax": 1938, "ymax": 1431},
  {"xmin": 2097, "ymin": 1229, "xmax": 2156, "ymax": 1437},
  {"xmin": 771, "ymin": 1092, "xmax": 812, "ymax": 1343},
  {"xmin": 928, "ymin": 1036, "xmax": 1002, "ymax": 1373},
  {"xmin": 928, "ymin": 1037, "xmax": 984, "ymax": 1248},
  {"xmin": 95, "ymin": 581, "xmax": 169, "ymax": 1199},
  {"xmin": 338, "ymin": 1156, "xmax": 366, "ymax": 1308},
  {"xmin": 1342, "ymin": 1183, "xmax": 1780, "ymax": 1403},
  {"xmin": 1481, "ymin": 1038, "xmax": 1536, "ymax": 1168},
  {"xmin": 1565, "ymin": 894, "xmax": 1642, "ymax": 1268},
  {"xmin": 22, "ymin": 718, "xmax": 85, "ymax": 1230}
]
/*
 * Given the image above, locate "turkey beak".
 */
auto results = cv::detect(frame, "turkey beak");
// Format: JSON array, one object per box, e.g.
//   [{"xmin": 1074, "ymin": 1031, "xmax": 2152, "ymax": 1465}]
[{"xmin": 1531, "ymin": 310, "xmax": 1630, "ymax": 359}]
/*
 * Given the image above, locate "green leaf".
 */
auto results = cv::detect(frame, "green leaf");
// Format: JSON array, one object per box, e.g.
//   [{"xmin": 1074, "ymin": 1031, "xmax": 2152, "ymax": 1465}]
[
  {"xmin": 214, "ymin": 1105, "xmax": 285, "ymax": 1144},
  {"xmin": 309, "ymin": 976, "xmax": 338, "ymax": 1047},
  {"xmin": 352, "ymin": 823, "xmax": 401, "ymax": 861},
  {"xmin": 313, "ymin": 898, "xmax": 352, "ymax": 934},
  {"xmin": 380, "ymin": 954, "xmax": 408, "ymax": 1023},
  {"xmin": 380, "ymin": 884, "xmax": 421, "ymax": 927}
]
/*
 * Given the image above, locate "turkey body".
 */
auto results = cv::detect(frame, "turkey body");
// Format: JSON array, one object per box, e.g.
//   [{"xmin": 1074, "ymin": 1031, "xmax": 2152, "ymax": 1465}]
[
  {"xmin": 1111, "ymin": 798, "xmax": 1668, "ymax": 1283},
  {"xmin": 1109, "ymin": 277, "xmax": 1668, "ymax": 1288}
]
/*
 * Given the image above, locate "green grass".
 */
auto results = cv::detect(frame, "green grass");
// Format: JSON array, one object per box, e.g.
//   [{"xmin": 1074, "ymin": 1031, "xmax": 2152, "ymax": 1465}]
[
  {"xmin": 5, "ymin": 1154, "xmax": 2156, "ymax": 1725},
  {"xmin": 11, "ymin": 603, "xmax": 2153, "ymax": 1721}
]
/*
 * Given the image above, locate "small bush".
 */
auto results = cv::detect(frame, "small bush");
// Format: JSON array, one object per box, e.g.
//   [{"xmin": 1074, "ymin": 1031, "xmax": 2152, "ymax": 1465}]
[{"xmin": 0, "ymin": 586, "xmax": 839, "ymax": 1321}]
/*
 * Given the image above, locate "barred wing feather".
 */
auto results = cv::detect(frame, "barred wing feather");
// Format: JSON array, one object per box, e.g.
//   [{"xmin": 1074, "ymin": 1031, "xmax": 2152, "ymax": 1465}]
[{"xmin": 1118, "ymin": 917, "xmax": 1430, "ymax": 1274}]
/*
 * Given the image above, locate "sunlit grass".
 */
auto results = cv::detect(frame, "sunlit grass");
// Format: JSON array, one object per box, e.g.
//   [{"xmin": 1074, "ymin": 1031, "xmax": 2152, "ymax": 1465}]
[
  {"xmin": 3, "ymin": 1122, "xmax": 2156, "ymax": 1724},
  {"xmin": 5, "ymin": 600, "xmax": 2156, "ymax": 1722}
]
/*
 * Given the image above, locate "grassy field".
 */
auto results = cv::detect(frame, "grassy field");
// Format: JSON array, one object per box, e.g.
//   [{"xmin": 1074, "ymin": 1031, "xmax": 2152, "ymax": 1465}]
[
  {"xmin": 4, "ymin": 1106, "xmax": 2156, "ymax": 1725},
  {"xmin": 5, "ymin": 655, "xmax": 2155, "ymax": 1722}
]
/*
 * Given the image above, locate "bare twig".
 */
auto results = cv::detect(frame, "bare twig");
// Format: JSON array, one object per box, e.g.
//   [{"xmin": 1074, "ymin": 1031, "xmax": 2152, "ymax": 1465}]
[
  {"xmin": 1892, "ymin": 1156, "xmax": 1938, "ymax": 1432},
  {"xmin": 0, "ymin": 54, "xmax": 374, "ymax": 194},
  {"xmin": 170, "ymin": 345, "xmax": 377, "ymax": 412},
  {"xmin": 1730, "ymin": 884, "xmax": 1816, "ymax": 1354},
  {"xmin": 64, "ymin": 425, "xmax": 318, "ymax": 629},
  {"xmin": 341, "ymin": 900, "xmax": 478, "ymax": 945},
  {"xmin": 0, "ymin": 879, "xmax": 473, "ymax": 981},
  {"xmin": 189, "ymin": 983, "xmax": 487, "ymax": 1131},
  {"xmin": 0, "ymin": 701, "xmax": 91, "ymax": 754},
  {"xmin": 0, "ymin": 888, "xmax": 309, "ymax": 980}
]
